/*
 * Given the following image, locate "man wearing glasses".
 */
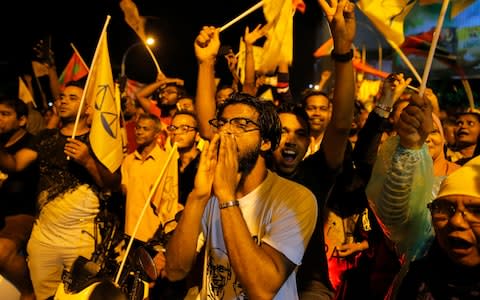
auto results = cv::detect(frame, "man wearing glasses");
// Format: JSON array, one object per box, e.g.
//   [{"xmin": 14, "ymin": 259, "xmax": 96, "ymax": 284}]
[
  {"xmin": 166, "ymin": 111, "xmax": 202, "ymax": 206},
  {"xmin": 166, "ymin": 86, "xmax": 318, "ymax": 299}
]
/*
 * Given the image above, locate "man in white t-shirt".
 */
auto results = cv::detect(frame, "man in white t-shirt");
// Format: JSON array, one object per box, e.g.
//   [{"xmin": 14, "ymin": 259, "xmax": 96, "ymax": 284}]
[{"xmin": 165, "ymin": 89, "xmax": 317, "ymax": 298}]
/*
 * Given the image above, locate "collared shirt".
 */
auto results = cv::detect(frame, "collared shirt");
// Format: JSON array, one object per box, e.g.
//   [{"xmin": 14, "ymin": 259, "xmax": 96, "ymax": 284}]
[{"xmin": 121, "ymin": 145, "xmax": 170, "ymax": 242}]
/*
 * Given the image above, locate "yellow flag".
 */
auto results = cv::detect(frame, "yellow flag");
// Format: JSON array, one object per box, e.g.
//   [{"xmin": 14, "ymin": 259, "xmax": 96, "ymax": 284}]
[
  {"xmin": 259, "ymin": 0, "xmax": 294, "ymax": 74},
  {"xmin": 86, "ymin": 28, "xmax": 124, "ymax": 173},
  {"xmin": 357, "ymin": 0, "xmax": 416, "ymax": 46},
  {"xmin": 31, "ymin": 61, "xmax": 49, "ymax": 77},
  {"xmin": 151, "ymin": 142, "xmax": 181, "ymax": 233},
  {"xmin": 18, "ymin": 77, "xmax": 35, "ymax": 106}
]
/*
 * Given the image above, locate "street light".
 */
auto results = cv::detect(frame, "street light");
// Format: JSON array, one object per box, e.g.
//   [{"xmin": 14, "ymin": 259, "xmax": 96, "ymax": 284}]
[
  {"xmin": 119, "ymin": 38, "xmax": 155, "ymax": 93},
  {"xmin": 121, "ymin": 38, "xmax": 155, "ymax": 78}
]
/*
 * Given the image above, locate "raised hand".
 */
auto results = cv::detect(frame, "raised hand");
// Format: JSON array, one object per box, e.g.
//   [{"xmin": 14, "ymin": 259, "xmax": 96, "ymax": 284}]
[
  {"xmin": 244, "ymin": 24, "xmax": 267, "ymax": 46},
  {"xmin": 317, "ymin": 0, "xmax": 356, "ymax": 53},
  {"xmin": 194, "ymin": 26, "xmax": 220, "ymax": 64},
  {"xmin": 33, "ymin": 39, "xmax": 55, "ymax": 67},
  {"xmin": 396, "ymin": 93, "xmax": 433, "ymax": 149},
  {"xmin": 192, "ymin": 134, "xmax": 220, "ymax": 200},
  {"xmin": 213, "ymin": 133, "xmax": 240, "ymax": 203},
  {"xmin": 379, "ymin": 73, "xmax": 412, "ymax": 106}
]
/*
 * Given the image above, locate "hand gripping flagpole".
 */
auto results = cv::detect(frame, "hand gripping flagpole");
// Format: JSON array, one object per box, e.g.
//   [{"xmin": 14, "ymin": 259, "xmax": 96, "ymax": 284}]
[
  {"xmin": 114, "ymin": 143, "xmax": 178, "ymax": 285},
  {"xmin": 67, "ymin": 15, "xmax": 111, "ymax": 161}
]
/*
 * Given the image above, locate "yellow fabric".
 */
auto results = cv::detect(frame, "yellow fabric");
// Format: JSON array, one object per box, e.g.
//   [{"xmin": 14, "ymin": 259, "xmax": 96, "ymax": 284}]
[
  {"xmin": 259, "ymin": 0, "xmax": 293, "ymax": 74},
  {"xmin": 436, "ymin": 154, "xmax": 480, "ymax": 200},
  {"xmin": 18, "ymin": 77, "xmax": 35, "ymax": 106},
  {"xmin": 122, "ymin": 145, "xmax": 179, "ymax": 242},
  {"xmin": 150, "ymin": 143, "xmax": 181, "ymax": 234},
  {"xmin": 86, "ymin": 29, "xmax": 124, "ymax": 173},
  {"xmin": 357, "ymin": 0, "xmax": 416, "ymax": 46}
]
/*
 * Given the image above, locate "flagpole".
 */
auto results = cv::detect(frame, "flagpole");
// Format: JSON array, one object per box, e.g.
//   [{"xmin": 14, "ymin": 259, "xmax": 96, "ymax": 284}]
[
  {"xmin": 142, "ymin": 41, "xmax": 165, "ymax": 79},
  {"xmin": 70, "ymin": 43, "xmax": 90, "ymax": 71},
  {"xmin": 220, "ymin": 1, "xmax": 264, "ymax": 32},
  {"xmin": 387, "ymin": 39, "xmax": 422, "ymax": 84},
  {"xmin": 418, "ymin": 0, "xmax": 450, "ymax": 97},
  {"xmin": 114, "ymin": 143, "xmax": 178, "ymax": 285},
  {"xmin": 71, "ymin": 15, "xmax": 111, "ymax": 141}
]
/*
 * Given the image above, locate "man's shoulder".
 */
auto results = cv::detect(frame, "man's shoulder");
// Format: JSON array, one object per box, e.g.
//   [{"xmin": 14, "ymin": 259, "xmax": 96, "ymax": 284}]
[{"xmin": 269, "ymin": 171, "xmax": 317, "ymax": 199}]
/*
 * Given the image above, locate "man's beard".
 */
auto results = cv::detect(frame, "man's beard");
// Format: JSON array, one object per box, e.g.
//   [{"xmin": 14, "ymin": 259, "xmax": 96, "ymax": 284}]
[{"xmin": 238, "ymin": 143, "xmax": 260, "ymax": 177}]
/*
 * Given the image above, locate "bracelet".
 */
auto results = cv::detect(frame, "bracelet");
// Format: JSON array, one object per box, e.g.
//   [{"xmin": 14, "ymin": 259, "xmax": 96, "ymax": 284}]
[
  {"xmin": 374, "ymin": 107, "xmax": 390, "ymax": 118},
  {"xmin": 219, "ymin": 200, "xmax": 240, "ymax": 209},
  {"xmin": 376, "ymin": 103, "xmax": 393, "ymax": 112},
  {"xmin": 331, "ymin": 49, "xmax": 353, "ymax": 62}
]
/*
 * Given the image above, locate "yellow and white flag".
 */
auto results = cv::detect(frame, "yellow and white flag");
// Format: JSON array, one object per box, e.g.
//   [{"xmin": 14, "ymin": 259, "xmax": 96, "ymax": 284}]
[
  {"xmin": 86, "ymin": 23, "xmax": 124, "ymax": 173},
  {"xmin": 151, "ymin": 142, "xmax": 181, "ymax": 233},
  {"xmin": 259, "ymin": 0, "xmax": 294, "ymax": 74}
]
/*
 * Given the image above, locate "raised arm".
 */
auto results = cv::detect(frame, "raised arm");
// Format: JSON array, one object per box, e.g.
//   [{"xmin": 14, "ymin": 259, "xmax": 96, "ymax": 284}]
[
  {"xmin": 318, "ymin": 0, "xmax": 356, "ymax": 170},
  {"xmin": 194, "ymin": 26, "xmax": 221, "ymax": 140},
  {"xmin": 165, "ymin": 136, "xmax": 219, "ymax": 280},
  {"xmin": 242, "ymin": 25, "xmax": 266, "ymax": 96},
  {"xmin": 366, "ymin": 93, "xmax": 435, "ymax": 259},
  {"xmin": 135, "ymin": 76, "xmax": 184, "ymax": 114},
  {"xmin": 353, "ymin": 74, "xmax": 412, "ymax": 180}
]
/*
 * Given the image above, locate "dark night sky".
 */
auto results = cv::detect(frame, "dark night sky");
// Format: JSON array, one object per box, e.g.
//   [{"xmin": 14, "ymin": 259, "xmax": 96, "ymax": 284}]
[{"xmin": 0, "ymin": 0, "xmax": 327, "ymax": 97}]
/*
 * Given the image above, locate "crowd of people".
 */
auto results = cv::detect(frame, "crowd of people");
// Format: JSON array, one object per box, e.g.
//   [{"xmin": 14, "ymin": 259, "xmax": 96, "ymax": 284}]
[{"xmin": 1, "ymin": 0, "xmax": 480, "ymax": 299}]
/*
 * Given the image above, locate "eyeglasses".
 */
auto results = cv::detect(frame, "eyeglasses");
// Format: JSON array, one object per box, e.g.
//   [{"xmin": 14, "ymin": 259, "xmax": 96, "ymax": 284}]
[
  {"xmin": 208, "ymin": 117, "xmax": 260, "ymax": 134},
  {"xmin": 166, "ymin": 124, "xmax": 197, "ymax": 134},
  {"xmin": 427, "ymin": 199, "xmax": 480, "ymax": 225}
]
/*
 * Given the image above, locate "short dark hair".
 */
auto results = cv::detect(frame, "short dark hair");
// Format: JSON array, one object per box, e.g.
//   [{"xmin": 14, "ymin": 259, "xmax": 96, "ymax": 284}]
[
  {"xmin": 65, "ymin": 79, "xmax": 86, "ymax": 89},
  {"xmin": 301, "ymin": 89, "xmax": 332, "ymax": 106},
  {"xmin": 0, "ymin": 96, "xmax": 29, "ymax": 119},
  {"xmin": 216, "ymin": 93, "xmax": 282, "ymax": 153},
  {"xmin": 276, "ymin": 102, "xmax": 311, "ymax": 136},
  {"xmin": 137, "ymin": 113, "xmax": 161, "ymax": 131}
]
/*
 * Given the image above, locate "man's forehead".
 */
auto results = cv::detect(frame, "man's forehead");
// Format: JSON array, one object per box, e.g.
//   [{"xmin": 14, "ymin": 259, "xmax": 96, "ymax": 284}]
[
  {"xmin": 222, "ymin": 103, "xmax": 257, "ymax": 115},
  {"xmin": 173, "ymin": 114, "xmax": 196, "ymax": 124}
]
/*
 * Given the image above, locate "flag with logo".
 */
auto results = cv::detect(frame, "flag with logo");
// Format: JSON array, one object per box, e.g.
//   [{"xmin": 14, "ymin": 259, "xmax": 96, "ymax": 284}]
[
  {"xmin": 58, "ymin": 50, "xmax": 89, "ymax": 90},
  {"xmin": 86, "ymin": 20, "xmax": 124, "ymax": 173}
]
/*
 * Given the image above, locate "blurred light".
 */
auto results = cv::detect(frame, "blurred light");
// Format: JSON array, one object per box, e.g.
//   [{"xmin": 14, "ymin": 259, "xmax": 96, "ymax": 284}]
[{"xmin": 146, "ymin": 37, "xmax": 155, "ymax": 46}]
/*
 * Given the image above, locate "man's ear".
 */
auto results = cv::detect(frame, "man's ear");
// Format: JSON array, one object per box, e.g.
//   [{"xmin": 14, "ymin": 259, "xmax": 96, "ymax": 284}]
[
  {"xmin": 18, "ymin": 115, "xmax": 28, "ymax": 127},
  {"xmin": 260, "ymin": 138, "xmax": 271, "ymax": 152}
]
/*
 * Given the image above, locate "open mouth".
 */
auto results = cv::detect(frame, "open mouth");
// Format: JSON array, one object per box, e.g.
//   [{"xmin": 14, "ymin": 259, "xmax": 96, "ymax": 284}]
[
  {"xmin": 448, "ymin": 236, "xmax": 474, "ymax": 250},
  {"xmin": 281, "ymin": 149, "xmax": 297, "ymax": 163}
]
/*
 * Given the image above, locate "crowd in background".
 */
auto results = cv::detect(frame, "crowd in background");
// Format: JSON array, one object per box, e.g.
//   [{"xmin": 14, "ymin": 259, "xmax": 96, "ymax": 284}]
[{"xmin": 1, "ymin": 0, "xmax": 480, "ymax": 299}]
